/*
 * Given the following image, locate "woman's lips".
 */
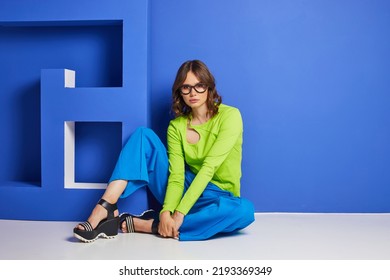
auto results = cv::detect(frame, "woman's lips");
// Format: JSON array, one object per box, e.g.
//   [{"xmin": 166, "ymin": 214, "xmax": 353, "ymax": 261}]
[{"xmin": 189, "ymin": 99, "xmax": 199, "ymax": 103}]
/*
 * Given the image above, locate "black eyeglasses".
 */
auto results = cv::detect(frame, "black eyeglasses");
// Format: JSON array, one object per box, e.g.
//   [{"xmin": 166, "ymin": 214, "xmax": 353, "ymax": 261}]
[{"xmin": 179, "ymin": 83, "xmax": 208, "ymax": 95}]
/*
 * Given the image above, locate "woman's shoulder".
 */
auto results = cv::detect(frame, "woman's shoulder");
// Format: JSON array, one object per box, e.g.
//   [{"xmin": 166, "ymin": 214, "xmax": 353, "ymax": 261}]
[
  {"xmin": 218, "ymin": 104, "xmax": 242, "ymax": 118},
  {"xmin": 168, "ymin": 115, "xmax": 187, "ymax": 129}
]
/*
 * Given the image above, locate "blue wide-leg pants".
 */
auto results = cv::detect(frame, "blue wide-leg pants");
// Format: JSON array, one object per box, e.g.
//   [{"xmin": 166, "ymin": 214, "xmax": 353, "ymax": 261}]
[{"xmin": 109, "ymin": 127, "xmax": 255, "ymax": 241}]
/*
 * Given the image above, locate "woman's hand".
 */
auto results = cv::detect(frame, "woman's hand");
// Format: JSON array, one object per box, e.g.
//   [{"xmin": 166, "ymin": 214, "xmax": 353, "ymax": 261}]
[
  {"xmin": 158, "ymin": 211, "xmax": 179, "ymax": 238},
  {"xmin": 172, "ymin": 211, "xmax": 184, "ymax": 232}
]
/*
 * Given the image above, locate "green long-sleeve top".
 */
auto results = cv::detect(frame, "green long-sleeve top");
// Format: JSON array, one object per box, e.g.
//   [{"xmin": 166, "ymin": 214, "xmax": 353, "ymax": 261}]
[{"xmin": 161, "ymin": 104, "xmax": 243, "ymax": 215}]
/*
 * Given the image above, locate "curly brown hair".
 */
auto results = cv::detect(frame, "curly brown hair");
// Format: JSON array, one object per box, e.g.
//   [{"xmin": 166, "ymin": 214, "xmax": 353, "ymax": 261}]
[{"xmin": 171, "ymin": 60, "xmax": 222, "ymax": 118}]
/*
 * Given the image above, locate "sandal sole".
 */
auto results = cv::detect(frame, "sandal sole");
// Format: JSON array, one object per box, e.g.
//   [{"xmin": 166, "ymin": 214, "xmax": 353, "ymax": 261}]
[{"xmin": 74, "ymin": 232, "xmax": 117, "ymax": 243}]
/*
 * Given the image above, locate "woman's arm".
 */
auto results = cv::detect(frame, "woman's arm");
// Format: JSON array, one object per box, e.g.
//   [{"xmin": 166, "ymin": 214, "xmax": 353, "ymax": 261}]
[
  {"xmin": 159, "ymin": 121, "xmax": 186, "ymax": 238},
  {"xmin": 161, "ymin": 122, "xmax": 186, "ymax": 213},
  {"xmin": 175, "ymin": 108, "xmax": 243, "ymax": 215},
  {"xmin": 160, "ymin": 107, "xmax": 242, "ymax": 232}
]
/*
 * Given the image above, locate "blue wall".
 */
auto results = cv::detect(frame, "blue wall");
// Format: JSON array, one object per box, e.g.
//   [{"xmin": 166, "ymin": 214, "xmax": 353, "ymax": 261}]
[
  {"xmin": 150, "ymin": 0, "xmax": 390, "ymax": 213},
  {"xmin": 0, "ymin": 0, "xmax": 389, "ymax": 221}
]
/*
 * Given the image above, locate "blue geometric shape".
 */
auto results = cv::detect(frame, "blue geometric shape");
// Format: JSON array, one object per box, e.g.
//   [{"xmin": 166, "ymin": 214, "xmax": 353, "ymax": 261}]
[{"xmin": 0, "ymin": 0, "xmax": 150, "ymax": 221}]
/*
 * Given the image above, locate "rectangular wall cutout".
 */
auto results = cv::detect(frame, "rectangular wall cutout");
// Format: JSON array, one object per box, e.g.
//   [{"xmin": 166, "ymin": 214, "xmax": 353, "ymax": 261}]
[
  {"xmin": 0, "ymin": 20, "xmax": 123, "ymax": 189},
  {"xmin": 65, "ymin": 121, "xmax": 122, "ymax": 189}
]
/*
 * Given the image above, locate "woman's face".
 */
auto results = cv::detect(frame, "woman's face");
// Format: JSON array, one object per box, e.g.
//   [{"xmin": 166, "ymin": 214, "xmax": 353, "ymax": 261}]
[{"xmin": 180, "ymin": 71, "xmax": 208, "ymax": 112}]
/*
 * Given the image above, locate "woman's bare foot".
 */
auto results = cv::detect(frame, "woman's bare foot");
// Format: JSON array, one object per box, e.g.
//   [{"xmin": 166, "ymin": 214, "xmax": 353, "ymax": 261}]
[
  {"xmin": 76, "ymin": 203, "xmax": 119, "ymax": 231},
  {"xmin": 120, "ymin": 218, "xmax": 154, "ymax": 233}
]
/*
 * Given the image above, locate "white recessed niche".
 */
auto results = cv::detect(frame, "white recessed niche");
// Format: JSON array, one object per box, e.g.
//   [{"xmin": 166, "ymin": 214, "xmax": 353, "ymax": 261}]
[{"xmin": 64, "ymin": 121, "xmax": 107, "ymax": 189}]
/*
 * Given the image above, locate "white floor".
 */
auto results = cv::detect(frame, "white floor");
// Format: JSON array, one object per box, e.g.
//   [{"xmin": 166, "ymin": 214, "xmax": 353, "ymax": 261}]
[{"xmin": 1, "ymin": 213, "xmax": 389, "ymax": 260}]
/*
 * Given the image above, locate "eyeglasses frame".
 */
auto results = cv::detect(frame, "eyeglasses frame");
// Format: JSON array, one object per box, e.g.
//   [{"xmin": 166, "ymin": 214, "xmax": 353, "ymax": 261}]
[{"xmin": 179, "ymin": 83, "xmax": 208, "ymax": 95}]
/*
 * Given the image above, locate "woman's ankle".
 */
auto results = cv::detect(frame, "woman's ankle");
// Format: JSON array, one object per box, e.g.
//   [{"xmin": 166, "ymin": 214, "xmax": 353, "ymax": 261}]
[
  {"xmin": 83, "ymin": 204, "xmax": 118, "ymax": 228},
  {"xmin": 133, "ymin": 218, "xmax": 153, "ymax": 233}
]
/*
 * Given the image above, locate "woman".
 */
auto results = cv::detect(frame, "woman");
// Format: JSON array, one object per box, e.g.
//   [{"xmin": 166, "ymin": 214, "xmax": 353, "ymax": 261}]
[{"xmin": 74, "ymin": 60, "xmax": 255, "ymax": 242}]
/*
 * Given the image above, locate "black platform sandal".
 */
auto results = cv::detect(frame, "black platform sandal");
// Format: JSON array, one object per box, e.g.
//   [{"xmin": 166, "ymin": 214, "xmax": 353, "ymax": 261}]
[
  {"xmin": 119, "ymin": 209, "xmax": 159, "ymax": 234},
  {"xmin": 73, "ymin": 199, "xmax": 119, "ymax": 243}
]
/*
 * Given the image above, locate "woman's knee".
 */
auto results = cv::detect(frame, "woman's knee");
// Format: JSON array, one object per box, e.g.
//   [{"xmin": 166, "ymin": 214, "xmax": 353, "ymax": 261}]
[
  {"xmin": 135, "ymin": 127, "xmax": 161, "ymax": 141},
  {"xmin": 133, "ymin": 126, "xmax": 152, "ymax": 136},
  {"xmin": 238, "ymin": 198, "xmax": 255, "ymax": 223}
]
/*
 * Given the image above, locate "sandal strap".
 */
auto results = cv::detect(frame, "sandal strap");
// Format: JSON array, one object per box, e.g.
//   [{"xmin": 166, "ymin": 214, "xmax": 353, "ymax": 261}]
[
  {"xmin": 120, "ymin": 211, "xmax": 158, "ymax": 234},
  {"xmin": 125, "ymin": 215, "xmax": 135, "ymax": 233},
  {"xmin": 79, "ymin": 221, "xmax": 93, "ymax": 232},
  {"xmin": 98, "ymin": 199, "xmax": 117, "ymax": 220},
  {"xmin": 152, "ymin": 219, "xmax": 159, "ymax": 234},
  {"xmin": 151, "ymin": 211, "xmax": 159, "ymax": 234}
]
